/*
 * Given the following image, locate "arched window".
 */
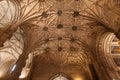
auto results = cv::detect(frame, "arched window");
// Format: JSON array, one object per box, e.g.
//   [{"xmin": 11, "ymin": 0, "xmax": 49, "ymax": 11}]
[
  {"xmin": 110, "ymin": 34, "xmax": 120, "ymax": 67},
  {"xmin": 97, "ymin": 32, "xmax": 120, "ymax": 79},
  {"xmin": 98, "ymin": 32, "xmax": 120, "ymax": 67},
  {"xmin": 53, "ymin": 75, "xmax": 68, "ymax": 80},
  {"xmin": 49, "ymin": 74, "xmax": 71, "ymax": 80}
]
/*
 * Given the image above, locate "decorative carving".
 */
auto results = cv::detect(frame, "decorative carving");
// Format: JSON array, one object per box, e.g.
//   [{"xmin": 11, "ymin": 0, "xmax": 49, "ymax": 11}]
[
  {"xmin": 70, "ymin": 38, "xmax": 75, "ymax": 42},
  {"xmin": 41, "ymin": 12, "xmax": 48, "ymax": 18},
  {"xmin": 72, "ymin": 26, "xmax": 77, "ymax": 31},
  {"xmin": 70, "ymin": 46, "xmax": 76, "ymax": 52},
  {"xmin": 58, "ymin": 37, "xmax": 62, "ymax": 40},
  {"xmin": 58, "ymin": 47, "xmax": 62, "ymax": 52},
  {"xmin": 45, "ymin": 38, "xmax": 49, "ymax": 43},
  {"xmin": 43, "ymin": 27, "xmax": 48, "ymax": 31},
  {"xmin": 57, "ymin": 10, "xmax": 62, "ymax": 16},
  {"xmin": 57, "ymin": 24, "xmax": 63, "ymax": 29},
  {"xmin": 45, "ymin": 47, "xmax": 50, "ymax": 52},
  {"xmin": 72, "ymin": 11, "xmax": 79, "ymax": 17}
]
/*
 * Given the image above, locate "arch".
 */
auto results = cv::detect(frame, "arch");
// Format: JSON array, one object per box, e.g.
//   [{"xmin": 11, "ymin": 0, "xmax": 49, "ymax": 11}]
[
  {"xmin": 49, "ymin": 73, "xmax": 72, "ymax": 80},
  {"xmin": 96, "ymin": 32, "xmax": 120, "ymax": 79}
]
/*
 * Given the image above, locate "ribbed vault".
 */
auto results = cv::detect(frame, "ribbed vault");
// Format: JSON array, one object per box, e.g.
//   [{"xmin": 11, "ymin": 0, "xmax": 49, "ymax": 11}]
[{"xmin": 0, "ymin": 0, "xmax": 120, "ymax": 80}]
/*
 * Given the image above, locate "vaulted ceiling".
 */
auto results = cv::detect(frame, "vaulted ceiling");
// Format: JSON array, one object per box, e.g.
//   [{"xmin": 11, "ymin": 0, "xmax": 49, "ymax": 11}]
[{"xmin": 0, "ymin": 0, "xmax": 120, "ymax": 80}]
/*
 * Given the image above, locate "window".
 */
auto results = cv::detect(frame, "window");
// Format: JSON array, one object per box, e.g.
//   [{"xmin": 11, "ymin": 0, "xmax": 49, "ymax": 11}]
[
  {"xmin": 50, "ymin": 74, "xmax": 70, "ymax": 80},
  {"xmin": 111, "ymin": 35, "xmax": 120, "ymax": 67},
  {"xmin": 99, "ymin": 32, "xmax": 120, "ymax": 68},
  {"xmin": 53, "ymin": 75, "xmax": 68, "ymax": 80},
  {"xmin": 111, "ymin": 36, "xmax": 120, "ymax": 54}
]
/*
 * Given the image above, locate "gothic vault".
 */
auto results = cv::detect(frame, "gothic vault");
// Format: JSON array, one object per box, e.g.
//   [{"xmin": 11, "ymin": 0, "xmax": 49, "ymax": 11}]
[{"xmin": 0, "ymin": 0, "xmax": 120, "ymax": 80}]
